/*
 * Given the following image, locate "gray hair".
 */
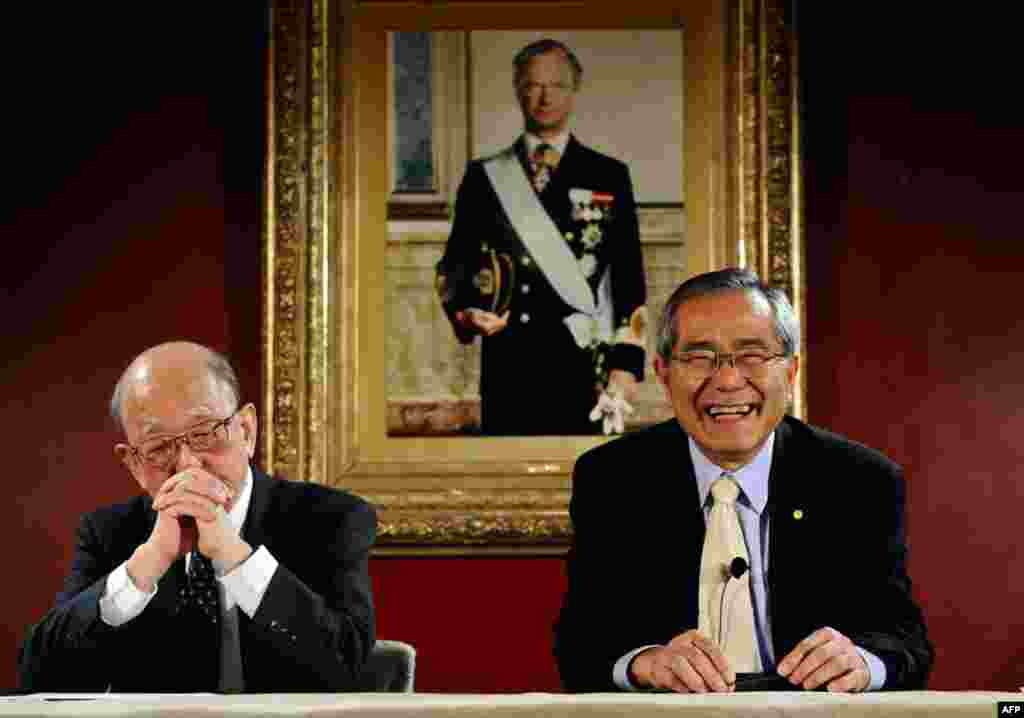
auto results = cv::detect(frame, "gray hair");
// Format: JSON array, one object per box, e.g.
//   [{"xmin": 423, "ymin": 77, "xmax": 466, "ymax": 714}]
[
  {"xmin": 655, "ymin": 268, "xmax": 801, "ymax": 362},
  {"xmin": 110, "ymin": 343, "xmax": 241, "ymax": 432},
  {"xmin": 513, "ymin": 39, "xmax": 583, "ymax": 91}
]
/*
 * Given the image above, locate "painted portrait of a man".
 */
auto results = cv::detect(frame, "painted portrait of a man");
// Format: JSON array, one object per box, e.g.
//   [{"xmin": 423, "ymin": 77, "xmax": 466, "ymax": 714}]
[{"xmin": 436, "ymin": 39, "xmax": 648, "ymax": 436}]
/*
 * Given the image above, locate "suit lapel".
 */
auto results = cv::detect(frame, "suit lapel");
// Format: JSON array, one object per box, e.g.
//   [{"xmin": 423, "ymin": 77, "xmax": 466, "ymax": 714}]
[
  {"xmin": 652, "ymin": 419, "xmax": 706, "ymax": 537},
  {"xmin": 237, "ymin": 471, "xmax": 276, "ymax": 685},
  {"xmin": 764, "ymin": 417, "xmax": 815, "ymax": 654},
  {"xmin": 676, "ymin": 424, "xmax": 707, "ymax": 538},
  {"xmin": 658, "ymin": 419, "xmax": 707, "ymax": 517},
  {"xmin": 241, "ymin": 470, "xmax": 274, "ymax": 552},
  {"xmin": 684, "ymin": 432, "xmax": 708, "ymax": 630},
  {"xmin": 766, "ymin": 418, "xmax": 812, "ymax": 562}
]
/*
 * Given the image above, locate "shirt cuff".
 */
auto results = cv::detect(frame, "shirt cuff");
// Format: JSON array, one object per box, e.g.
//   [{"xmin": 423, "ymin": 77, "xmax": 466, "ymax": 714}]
[
  {"xmin": 100, "ymin": 562, "xmax": 158, "ymax": 627},
  {"xmin": 856, "ymin": 646, "xmax": 888, "ymax": 691},
  {"xmin": 219, "ymin": 545, "xmax": 278, "ymax": 618},
  {"xmin": 613, "ymin": 645, "xmax": 661, "ymax": 691}
]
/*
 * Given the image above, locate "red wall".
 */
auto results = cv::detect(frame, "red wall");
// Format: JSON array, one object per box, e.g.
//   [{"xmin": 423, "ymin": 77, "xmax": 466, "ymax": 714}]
[
  {"xmin": 371, "ymin": 558, "xmax": 565, "ymax": 692},
  {"xmin": 800, "ymin": 5, "xmax": 1024, "ymax": 690},
  {"xmin": 3, "ymin": 4, "xmax": 1022, "ymax": 693}
]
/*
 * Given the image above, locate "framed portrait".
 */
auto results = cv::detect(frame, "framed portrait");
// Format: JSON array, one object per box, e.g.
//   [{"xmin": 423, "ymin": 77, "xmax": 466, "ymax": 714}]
[{"xmin": 263, "ymin": 0, "xmax": 803, "ymax": 554}]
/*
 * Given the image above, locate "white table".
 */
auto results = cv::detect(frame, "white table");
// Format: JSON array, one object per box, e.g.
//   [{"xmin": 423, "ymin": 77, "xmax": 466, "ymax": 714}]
[{"xmin": 1, "ymin": 691, "xmax": 1020, "ymax": 717}]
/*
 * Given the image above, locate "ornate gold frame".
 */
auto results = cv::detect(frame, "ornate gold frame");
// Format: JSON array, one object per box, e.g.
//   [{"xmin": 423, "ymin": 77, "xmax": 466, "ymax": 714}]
[{"xmin": 263, "ymin": 0, "xmax": 802, "ymax": 554}]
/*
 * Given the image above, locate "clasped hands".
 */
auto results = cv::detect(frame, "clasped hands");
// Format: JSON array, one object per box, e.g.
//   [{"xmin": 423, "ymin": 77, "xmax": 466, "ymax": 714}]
[
  {"xmin": 630, "ymin": 627, "xmax": 869, "ymax": 693},
  {"xmin": 128, "ymin": 470, "xmax": 252, "ymax": 592}
]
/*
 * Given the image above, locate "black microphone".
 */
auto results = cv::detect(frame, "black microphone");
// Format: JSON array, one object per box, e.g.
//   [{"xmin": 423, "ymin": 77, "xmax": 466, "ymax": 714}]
[
  {"xmin": 718, "ymin": 557, "xmax": 750, "ymax": 645},
  {"xmin": 729, "ymin": 556, "xmax": 749, "ymax": 580}
]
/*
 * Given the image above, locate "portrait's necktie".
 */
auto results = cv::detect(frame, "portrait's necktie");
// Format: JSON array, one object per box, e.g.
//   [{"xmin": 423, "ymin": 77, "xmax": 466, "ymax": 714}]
[
  {"xmin": 530, "ymin": 143, "xmax": 560, "ymax": 193},
  {"xmin": 698, "ymin": 474, "xmax": 762, "ymax": 673}
]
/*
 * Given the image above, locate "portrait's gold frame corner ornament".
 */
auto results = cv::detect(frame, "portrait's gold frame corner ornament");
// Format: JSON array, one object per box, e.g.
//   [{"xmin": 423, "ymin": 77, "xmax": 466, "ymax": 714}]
[{"xmin": 262, "ymin": 0, "xmax": 803, "ymax": 554}]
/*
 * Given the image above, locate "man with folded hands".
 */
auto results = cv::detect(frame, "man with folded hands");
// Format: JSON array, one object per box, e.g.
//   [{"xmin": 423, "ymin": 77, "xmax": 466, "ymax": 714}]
[
  {"xmin": 554, "ymin": 268, "xmax": 933, "ymax": 692},
  {"xmin": 19, "ymin": 341, "xmax": 376, "ymax": 692}
]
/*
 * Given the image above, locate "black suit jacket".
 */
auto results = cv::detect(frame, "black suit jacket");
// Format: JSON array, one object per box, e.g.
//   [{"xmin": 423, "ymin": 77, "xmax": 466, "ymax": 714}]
[
  {"xmin": 19, "ymin": 470, "xmax": 376, "ymax": 692},
  {"xmin": 437, "ymin": 136, "xmax": 646, "ymax": 435},
  {"xmin": 553, "ymin": 417, "xmax": 933, "ymax": 691}
]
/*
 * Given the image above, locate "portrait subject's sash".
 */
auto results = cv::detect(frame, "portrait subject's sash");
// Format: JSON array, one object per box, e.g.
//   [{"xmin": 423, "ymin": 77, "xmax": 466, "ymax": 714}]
[{"xmin": 483, "ymin": 147, "xmax": 613, "ymax": 349}]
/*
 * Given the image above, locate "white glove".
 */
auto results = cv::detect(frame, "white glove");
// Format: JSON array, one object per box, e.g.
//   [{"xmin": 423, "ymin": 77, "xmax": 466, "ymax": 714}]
[{"xmin": 589, "ymin": 391, "xmax": 634, "ymax": 435}]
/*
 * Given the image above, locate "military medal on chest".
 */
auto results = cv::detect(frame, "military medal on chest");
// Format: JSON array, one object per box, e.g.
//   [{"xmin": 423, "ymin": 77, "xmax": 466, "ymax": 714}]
[{"xmin": 566, "ymin": 188, "xmax": 615, "ymax": 278}]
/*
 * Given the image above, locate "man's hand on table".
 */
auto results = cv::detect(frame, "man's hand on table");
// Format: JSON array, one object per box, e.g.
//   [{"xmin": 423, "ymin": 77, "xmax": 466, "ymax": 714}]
[
  {"xmin": 629, "ymin": 630, "xmax": 736, "ymax": 693},
  {"xmin": 777, "ymin": 626, "xmax": 870, "ymax": 693}
]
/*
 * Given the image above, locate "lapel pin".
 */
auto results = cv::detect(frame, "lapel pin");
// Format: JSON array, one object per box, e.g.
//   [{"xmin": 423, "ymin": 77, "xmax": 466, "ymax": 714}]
[{"xmin": 792, "ymin": 509, "xmax": 804, "ymax": 520}]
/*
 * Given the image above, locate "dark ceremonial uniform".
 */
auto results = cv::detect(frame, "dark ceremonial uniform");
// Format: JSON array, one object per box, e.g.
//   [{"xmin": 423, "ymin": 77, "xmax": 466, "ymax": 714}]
[{"xmin": 437, "ymin": 136, "xmax": 646, "ymax": 435}]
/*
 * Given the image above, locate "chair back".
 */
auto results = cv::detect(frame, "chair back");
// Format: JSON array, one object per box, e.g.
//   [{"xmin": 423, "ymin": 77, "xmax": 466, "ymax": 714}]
[{"xmin": 358, "ymin": 639, "xmax": 416, "ymax": 692}]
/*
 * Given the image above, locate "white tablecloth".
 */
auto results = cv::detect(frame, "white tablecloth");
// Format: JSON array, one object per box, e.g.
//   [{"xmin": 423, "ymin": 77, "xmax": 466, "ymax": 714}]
[{"xmin": 1, "ymin": 691, "xmax": 1019, "ymax": 717}]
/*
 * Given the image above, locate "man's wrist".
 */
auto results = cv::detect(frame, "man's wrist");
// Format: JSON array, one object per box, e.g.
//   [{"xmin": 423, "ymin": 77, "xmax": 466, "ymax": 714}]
[
  {"xmin": 627, "ymin": 654, "xmax": 644, "ymax": 687},
  {"xmin": 855, "ymin": 646, "xmax": 887, "ymax": 691},
  {"xmin": 628, "ymin": 648, "xmax": 656, "ymax": 688},
  {"xmin": 101, "ymin": 562, "xmax": 158, "ymax": 626},
  {"xmin": 126, "ymin": 542, "xmax": 173, "ymax": 593},
  {"xmin": 214, "ymin": 539, "xmax": 254, "ymax": 576},
  {"xmin": 614, "ymin": 645, "xmax": 662, "ymax": 691}
]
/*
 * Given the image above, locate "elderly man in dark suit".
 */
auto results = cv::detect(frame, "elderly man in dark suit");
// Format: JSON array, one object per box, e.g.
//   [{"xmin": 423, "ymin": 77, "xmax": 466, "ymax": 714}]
[
  {"xmin": 436, "ymin": 38, "xmax": 647, "ymax": 436},
  {"xmin": 554, "ymin": 268, "xmax": 933, "ymax": 693},
  {"xmin": 19, "ymin": 341, "xmax": 375, "ymax": 692}
]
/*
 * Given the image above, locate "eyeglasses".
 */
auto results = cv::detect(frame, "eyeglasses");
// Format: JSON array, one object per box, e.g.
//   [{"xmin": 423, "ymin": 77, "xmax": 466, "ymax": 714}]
[
  {"xmin": 521, "ymin": 81, "xmax": 573, "ymax": 98},
  {"xmin": 671, "ymin": 350, "xmax": 788, "ymax": 378},
  {"xmin": 128, "ymin": 407, "xmax": 242, "ymax": 470}
]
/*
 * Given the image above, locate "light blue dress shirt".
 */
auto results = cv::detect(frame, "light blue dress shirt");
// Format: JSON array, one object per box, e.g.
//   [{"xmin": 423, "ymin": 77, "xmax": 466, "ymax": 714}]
[{"xmin": 690, "ymin": 434, "xmax": 776, "ymax": 669}]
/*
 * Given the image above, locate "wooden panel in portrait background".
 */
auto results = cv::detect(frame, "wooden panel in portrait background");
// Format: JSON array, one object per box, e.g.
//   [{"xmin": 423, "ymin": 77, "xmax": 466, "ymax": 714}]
[{"xmin": 263, "ymin": 0, "xmax": 801, "ymax": 553}]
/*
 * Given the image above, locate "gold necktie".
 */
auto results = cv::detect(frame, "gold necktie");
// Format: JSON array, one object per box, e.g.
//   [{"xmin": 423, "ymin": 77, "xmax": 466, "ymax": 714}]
[
  {"xmin": 698, "ymin": 475, "xmax": 762, "ymax": 672},
  {"xmin": 531, "ymin": 143, "xmax": 559, "ymax": 193}
]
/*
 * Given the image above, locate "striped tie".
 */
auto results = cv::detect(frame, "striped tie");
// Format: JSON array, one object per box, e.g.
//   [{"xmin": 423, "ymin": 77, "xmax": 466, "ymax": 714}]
[{"xmin": 530, "ymin": 143, "xmax": 559, "ymax": 193}]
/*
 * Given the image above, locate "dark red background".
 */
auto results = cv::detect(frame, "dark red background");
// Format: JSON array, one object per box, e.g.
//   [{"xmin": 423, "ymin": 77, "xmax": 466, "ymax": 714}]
[{"xmin": 2, "ymin": 4, "xmax": 1021, "ymax": 692}]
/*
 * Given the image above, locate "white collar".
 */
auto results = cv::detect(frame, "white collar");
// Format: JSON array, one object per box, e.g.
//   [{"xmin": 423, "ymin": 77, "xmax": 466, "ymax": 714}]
[{"xmin": 524, "ymin": 131, "xmax": 570, "ymax": 158}]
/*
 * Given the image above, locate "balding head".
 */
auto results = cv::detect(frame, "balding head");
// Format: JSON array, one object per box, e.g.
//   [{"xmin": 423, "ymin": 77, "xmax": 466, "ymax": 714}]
[
  {"xmin": 111, "ymin": 342, "xmax": 241, "ymax": 434},
  {"xmin": 111, "ymin": 341, "xmax": 256, "ymax": 504}
]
